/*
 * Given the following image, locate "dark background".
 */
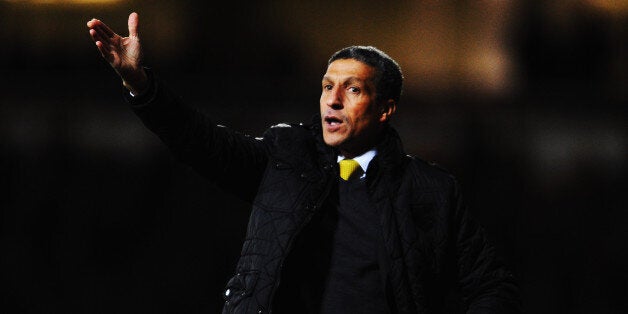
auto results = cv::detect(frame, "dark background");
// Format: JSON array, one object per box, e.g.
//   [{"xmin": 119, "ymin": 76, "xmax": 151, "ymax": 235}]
[{"xmin": 1, "ymin": 0, "xmax": 626, "ymax": 313}]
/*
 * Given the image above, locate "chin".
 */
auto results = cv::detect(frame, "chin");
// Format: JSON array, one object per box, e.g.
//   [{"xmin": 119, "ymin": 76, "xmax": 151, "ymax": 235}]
[{"xmin": 322, "ymin": 134, "xmax": 345, "ymax": 148}]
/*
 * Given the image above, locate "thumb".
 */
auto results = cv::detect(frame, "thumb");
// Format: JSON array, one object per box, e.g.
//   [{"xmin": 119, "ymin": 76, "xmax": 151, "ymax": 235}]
[{"xmin": 128, "ymin": 12, "xmax": 139, "ymax": 38}]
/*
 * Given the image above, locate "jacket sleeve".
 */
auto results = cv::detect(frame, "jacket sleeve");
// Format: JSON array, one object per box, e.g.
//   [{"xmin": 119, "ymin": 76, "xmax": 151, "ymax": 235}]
[
  {"xmin": 451, "ymin": 179, "xmax": 522, "ymax": 313},
  {"xmin": 125, "ymin": 68, "xmax": 269, "ymax": 203}
]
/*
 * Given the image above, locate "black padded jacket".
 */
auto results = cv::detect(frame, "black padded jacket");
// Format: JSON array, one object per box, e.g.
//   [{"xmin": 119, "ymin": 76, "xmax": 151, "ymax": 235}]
[{"xmin": 128, "ymin": 71, "xmax": 521, "ymax": 314}]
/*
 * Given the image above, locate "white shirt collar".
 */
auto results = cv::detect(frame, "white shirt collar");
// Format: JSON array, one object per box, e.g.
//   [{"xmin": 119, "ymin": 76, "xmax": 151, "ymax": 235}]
[{"xmin": 337, "ymin": 148, "xmax": 377, "ymax": 178}]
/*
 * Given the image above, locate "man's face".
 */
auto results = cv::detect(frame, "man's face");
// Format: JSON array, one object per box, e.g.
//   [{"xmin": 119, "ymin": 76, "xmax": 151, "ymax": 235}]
[{"xmin": 320, "ymin": 58, "xmax": 388, "ymax": 157}]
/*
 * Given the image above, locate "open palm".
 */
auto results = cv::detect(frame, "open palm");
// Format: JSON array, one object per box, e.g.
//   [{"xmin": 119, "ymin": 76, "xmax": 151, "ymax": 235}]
[{"xmin": 87, "ymin": 12, "xmax": 146, "ymax": 92}]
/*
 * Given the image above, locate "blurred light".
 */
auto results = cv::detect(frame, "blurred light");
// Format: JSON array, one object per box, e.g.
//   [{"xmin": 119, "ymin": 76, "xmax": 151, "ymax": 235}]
[
  {"xmin": 265, "ymin": 0, "xmax": 515, "ymax": 97},
  {"xmin": 527, "ymin": 114, "xmax": 627, "ymax": 186},
  {"xmin": 585, "ymin": 0, "xmax": 628, "ymax": 15},
  {"xmin": 3, "ymin": 0, "xmax": 122, "ymax": 4}
]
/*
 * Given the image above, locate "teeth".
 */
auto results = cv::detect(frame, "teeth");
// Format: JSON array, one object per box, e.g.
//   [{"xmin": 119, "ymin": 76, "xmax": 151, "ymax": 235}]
[{"xmin": 324, "ymin": 117, "xmax": 342, "ymax": 127}]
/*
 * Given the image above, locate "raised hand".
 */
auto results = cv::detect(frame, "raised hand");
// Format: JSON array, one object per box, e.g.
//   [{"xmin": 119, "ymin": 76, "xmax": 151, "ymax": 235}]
[{"xmin": 87, "ymin": 12, "xmax": 148, "ymax": 94}]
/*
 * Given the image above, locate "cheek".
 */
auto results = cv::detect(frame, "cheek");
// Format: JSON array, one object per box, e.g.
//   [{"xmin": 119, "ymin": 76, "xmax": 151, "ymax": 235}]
[
  {"xmin": 349, "ymin": 109, "xmax": 368, "ymax": 126},
  {"xmin": 354, "ymin": 112, "xmax": 378, "ymax": 133}
]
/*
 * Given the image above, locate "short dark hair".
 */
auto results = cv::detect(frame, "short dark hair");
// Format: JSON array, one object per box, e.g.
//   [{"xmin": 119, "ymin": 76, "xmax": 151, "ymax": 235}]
[{"xmin": 328, "ymin": 46, "xmax": 403, "ymax": 105}]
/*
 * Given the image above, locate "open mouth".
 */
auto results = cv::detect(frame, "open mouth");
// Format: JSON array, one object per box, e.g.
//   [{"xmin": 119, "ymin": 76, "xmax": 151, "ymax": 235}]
[{"xmin": 324, "ymin": 116, "xmax": 343, "ymax": 126}]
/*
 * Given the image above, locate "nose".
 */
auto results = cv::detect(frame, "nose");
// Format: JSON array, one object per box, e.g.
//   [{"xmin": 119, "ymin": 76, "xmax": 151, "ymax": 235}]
[{"xmin": 323, "ymin": 86, "xmax": 343, "ymax": 110}]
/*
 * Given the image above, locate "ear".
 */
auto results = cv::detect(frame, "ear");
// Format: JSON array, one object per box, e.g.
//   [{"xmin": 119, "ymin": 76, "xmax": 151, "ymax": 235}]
[{"xmin": 379, "ymin": 99, "xmax": 397, "ymax": 123}]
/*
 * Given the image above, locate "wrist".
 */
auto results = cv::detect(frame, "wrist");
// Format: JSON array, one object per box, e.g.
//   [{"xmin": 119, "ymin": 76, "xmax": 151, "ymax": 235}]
[{"xmin": 121, "ymin": 67, "xmax": 149, "ymax": 95}]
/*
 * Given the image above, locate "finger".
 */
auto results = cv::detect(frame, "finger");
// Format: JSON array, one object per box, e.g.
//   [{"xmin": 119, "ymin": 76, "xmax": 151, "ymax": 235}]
[
  {"xmin": 89, "ymin": 28, "xmax": 111, "ymax": 48},
  {"xmin": 90, "ymin": 19, "xmax": 115, "ymax": 38},
  {"xmin": 128, "ymin": 12, "xmax": 139, "ymax": 38},
  {"xmin": 94, "ymin": 41, "xmax": 107, "ymax": 57},
  {"xmin": 92, "ymin": 24, "xmax": 117, "ymax": 44},
  {"xmin": 86, "ymin": 18, "xmax": 104, "ymax": 29},
  {"xmin": 88, "ymin": 21, "xmax": 107, "ymax": 38},
  {"xmin": 90, "ymin": 29, "xmax": 114, "ymax": 58},
  {"xmin": 94, "ymin": 41, "xmax": 114, "ymax": 63}
]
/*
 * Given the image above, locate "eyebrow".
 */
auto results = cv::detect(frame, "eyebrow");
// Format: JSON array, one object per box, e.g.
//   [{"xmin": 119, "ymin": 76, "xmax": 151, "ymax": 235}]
[{"xmin": 322, "ymin": 76, "xmax": 366, "ymax": 85}]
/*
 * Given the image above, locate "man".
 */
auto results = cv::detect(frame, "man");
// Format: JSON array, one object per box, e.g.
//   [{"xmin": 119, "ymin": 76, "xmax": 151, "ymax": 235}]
[{"xmin": 87, "ymin": 12, "xmax": 520, "ymax": 314}]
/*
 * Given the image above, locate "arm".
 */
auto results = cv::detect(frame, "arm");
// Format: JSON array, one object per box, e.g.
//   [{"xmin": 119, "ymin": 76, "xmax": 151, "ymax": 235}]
[
  {"xmin": 87, "ymin": 13, "xmax": 268, "ymax": 202},
  {"xmin": 452, "ymin": 181, "xmax": 522, "ymax": 313},
  {"xmin": 130, "ymin": 72, "xmax": 269, "ymax": 202}
]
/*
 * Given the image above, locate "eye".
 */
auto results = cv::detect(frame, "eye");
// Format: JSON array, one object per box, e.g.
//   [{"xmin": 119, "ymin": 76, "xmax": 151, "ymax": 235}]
[
  {"xmin": 348, "ymin": 86, "xmax": 360, "ymax": 93},
  {"xmin": 323, "ymin": 84, "xmax": 333, "ymax": 91}
]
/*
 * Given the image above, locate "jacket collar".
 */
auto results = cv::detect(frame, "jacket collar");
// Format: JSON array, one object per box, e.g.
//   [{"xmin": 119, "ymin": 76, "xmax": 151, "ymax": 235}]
[{"xmin": 309, "ymin": 114, "xmax": 407, "ymax": 178}]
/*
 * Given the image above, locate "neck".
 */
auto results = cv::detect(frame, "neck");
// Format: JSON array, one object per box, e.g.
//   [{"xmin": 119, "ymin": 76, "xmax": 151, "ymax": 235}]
[
  {"xmin": 339, "ymin": 134, "xmax": 381, "ymax": 159},
  {"xmin": 339, "ymin": 130, "xmax": 384, "ymax": 159},
  {"xmin": 340, "ymin": 148, "xmax": 368, "ymax": 159}
]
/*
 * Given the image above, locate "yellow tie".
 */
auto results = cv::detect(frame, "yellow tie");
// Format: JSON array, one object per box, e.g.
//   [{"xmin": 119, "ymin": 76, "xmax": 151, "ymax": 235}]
[{"xmin": 339, "ymin": 159, "xmax": 362, "ymax": 181}]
